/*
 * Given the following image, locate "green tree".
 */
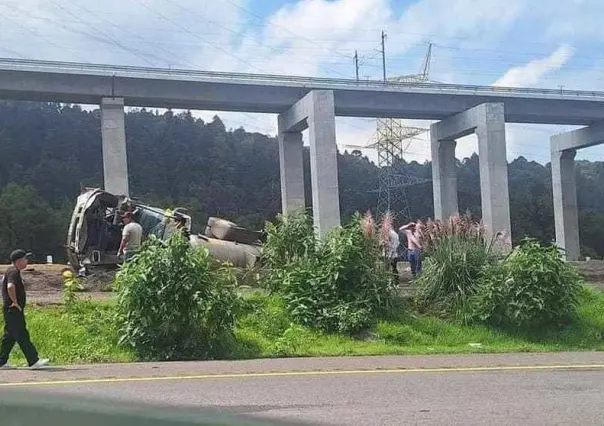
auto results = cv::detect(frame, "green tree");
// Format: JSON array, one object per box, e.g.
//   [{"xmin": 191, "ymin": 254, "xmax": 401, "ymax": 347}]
[{"xmin": 0, "ymin": 183, "xmax": 63, "ymax": 261}]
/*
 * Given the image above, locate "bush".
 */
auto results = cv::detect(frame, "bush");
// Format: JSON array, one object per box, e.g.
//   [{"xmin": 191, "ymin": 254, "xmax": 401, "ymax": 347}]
[
  {"xmin": 262, "ymin": 209, "xmax": 316, "ymax": 292},
  {"xmin": 415, "ymin": 214, "xmax": 502, "ymax": 318},
  {"xmin": 262, "ymin": 212, "xmax": 394, "ymax": 334},
  {"xmin": 470, "ymin": 239, "xmax": 583, "ymax": 329},
  {"xmin": 114, "ymin": 233, "xmax": 239, "ymax": 361}
]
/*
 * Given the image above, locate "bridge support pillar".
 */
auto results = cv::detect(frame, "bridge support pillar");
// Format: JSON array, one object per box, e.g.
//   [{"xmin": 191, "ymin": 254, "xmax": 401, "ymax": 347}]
[
  {"xmin": 430, "ymin": 135, "xmax": 458, "ymax": 220},
  {"xmin": 550, "ymin": 121, "xmax": 604, "ymax": 260},
  {"xmin": 277, "ymin": 128, "xmax": 305, "ymax": 213},
  {"xmin": 431, "ymin": 103, "xmax": 511, "ymax": 250},
  {"xmin": 101, "ymin": 97, "xmax": 129, "ymax": 196},
  {"xmin": 278, "ymin": 90, "xmax": 340, "ymax": 237},
  {"xmin": 551, "ymin": 150, "xmax": 580, "ymax": 260}
]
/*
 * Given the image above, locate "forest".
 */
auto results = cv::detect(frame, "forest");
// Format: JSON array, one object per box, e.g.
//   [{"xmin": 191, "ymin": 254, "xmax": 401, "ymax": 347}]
[{"xmin": 1, "ymin": 100, "xmax": 603, "ymax": 262}]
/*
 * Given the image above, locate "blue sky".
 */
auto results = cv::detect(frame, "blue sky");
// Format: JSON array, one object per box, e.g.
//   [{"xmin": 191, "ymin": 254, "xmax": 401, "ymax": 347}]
[{"xmin": 1, "ymin": 0, "xmax": 603, "ymax": 163}]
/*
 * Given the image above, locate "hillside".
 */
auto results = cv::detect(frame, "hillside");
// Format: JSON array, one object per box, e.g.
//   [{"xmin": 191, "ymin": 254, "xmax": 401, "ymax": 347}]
[{"xmin": 1, "ymin": 100, "xmax": 604, "ymax": 261}]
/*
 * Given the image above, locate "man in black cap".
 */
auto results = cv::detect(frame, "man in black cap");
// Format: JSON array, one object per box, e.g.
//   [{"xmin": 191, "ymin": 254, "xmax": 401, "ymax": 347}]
[{"xmin": 0, "ymin": 249, "xmax": 49, "ymax": 369}]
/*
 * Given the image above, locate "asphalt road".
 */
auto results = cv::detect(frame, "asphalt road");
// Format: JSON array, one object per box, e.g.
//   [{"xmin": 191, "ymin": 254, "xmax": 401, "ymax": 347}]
[{"xmin": 1, "ymin": 353, "xmax": 603, "ymax": 425}]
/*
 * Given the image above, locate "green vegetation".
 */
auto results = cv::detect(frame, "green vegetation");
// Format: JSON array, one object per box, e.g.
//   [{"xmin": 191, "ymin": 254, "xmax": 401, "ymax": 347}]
[
  {"xmin": 263, "ymin": 211, "xmax": 394, "ymax": 334},
  {"xmin": 1, "ymin": 211, "xmax": 602, "ymax": 366},
  {"xmin": 415, "ymin": 215, "xmax": 586, "ymax": 330},
  {"xmin": 2, "ymin": 301, "xmax": 133, "ymax": 365},
  {"xmin": 2, "ymin": 288, "xmax": 602, "ymax": 366},
  {"xmin": 114, "ymin": 234, "xmax": 239, "ymax": 361},
  {"xmin": 471, "ymin": 239, "xmax": 584, "ymax": 329}
]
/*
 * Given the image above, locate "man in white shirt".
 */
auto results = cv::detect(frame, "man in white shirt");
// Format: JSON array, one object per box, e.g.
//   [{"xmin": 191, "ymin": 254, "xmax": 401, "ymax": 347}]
[
  {"xmin": 387, "ymin": 227, "xmax": 401, "ymax": 283},
  {"xmin": 117, "ymin": 212, "xmax": 143, "ymax": 262}
]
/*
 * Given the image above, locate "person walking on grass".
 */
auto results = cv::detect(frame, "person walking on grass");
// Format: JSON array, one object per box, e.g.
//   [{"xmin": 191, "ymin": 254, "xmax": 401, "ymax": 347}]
[
  {"xmin": 399, "ymin": 222, "xmax": 423, "ymax": 278},
  {"xmin": 0, "ymin": 249, "xmax": 49, "ymax": 370}
]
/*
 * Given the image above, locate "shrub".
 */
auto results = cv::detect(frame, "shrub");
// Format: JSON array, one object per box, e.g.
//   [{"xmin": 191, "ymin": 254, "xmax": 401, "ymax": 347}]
[
  {"xmin": 470, "ymin": 239, "xmax": 583, "ymax": 329},
  {"xmin": 114, "ymin": 233, "xmax": 239, "ymax": 361},
  {"xmin": 262, "ymin": 212, "xmax": 394, "ymax": 334},
  {"xmin": 262, "ymin": 209, "xmax": 316, "ymax": 292},
  {"xmin": 415, "ymin": 214, "xmax": 502, "ymax": 319}
]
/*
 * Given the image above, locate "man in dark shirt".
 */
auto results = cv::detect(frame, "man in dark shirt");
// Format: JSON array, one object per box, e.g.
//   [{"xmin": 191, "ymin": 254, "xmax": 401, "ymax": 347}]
[{"xmin": 0, "ymin": 249, "xmax": 49, "ymax": 369}]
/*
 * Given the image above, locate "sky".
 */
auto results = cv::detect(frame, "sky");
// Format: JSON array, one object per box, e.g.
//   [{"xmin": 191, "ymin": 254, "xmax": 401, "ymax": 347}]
[{"xmin": 1, "ymin": 0, "xmax": 603, "ymax": 164}]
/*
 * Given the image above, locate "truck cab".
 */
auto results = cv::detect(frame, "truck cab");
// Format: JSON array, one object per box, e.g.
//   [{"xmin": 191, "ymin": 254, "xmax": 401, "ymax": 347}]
[{"xmin": 66, "ymin": 188, "xmax": 191, "ymax": 273}]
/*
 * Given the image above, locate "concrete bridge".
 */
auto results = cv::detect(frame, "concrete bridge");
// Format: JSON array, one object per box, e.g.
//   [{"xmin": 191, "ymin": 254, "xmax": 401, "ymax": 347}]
[{"xmin": 2, "ymin": 58, "xmax": 604, "ymax": 258}]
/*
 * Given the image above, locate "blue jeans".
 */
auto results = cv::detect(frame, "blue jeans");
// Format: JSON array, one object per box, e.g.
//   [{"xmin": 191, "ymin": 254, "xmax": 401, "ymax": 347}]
[
  {"xmin": 124, "ymin": 250, "xmax": 137, "ymax": 262},
  {"xmin": 408, "ymin": 249, "xmax": 422, "ymax": 277}
]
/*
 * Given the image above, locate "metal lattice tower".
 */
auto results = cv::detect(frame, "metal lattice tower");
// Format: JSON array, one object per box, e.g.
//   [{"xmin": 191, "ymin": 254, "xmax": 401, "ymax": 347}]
[
  {"xmin": 375, "ymin": 119, "xmax": 429, "ymax": 221},
  {"xmin": 347, "ymin": 43, "xmax": 434, "ymax": 222}
]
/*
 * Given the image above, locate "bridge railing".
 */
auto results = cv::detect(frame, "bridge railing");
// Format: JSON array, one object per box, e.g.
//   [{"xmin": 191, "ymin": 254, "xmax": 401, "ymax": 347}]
[{"xmin": 2, "ymin": 57, "xmax": 604, "ymax": 100}]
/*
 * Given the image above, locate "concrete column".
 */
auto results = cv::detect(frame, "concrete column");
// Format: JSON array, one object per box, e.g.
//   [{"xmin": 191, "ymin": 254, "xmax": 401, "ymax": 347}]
[
  {"xmin": 307, "ymin": 90, "xmax": 340, "ymax": 237},
  {"xmin": 476, "ymin": 103, "xmax": 511, "ymax": 248},
  {"xmin": 551, "ymin": 149, "xmax": 580, "ymax": 260},
  {"xmin": 277, "ymin": 126, "xmax": 305, "ymax": 214},
  {"xmin": 430, "ymin": 128, "xmax": 458, "ymax": 220},
  {"xmin": 101, "ymin": 97, "xmax": 129, "ymax": 196}
]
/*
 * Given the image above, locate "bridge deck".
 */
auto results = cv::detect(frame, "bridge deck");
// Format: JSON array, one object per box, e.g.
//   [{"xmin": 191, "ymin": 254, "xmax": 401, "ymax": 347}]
[{"xmin": 1, "ymin": 58, "xmax": 603, "ymax": 125}]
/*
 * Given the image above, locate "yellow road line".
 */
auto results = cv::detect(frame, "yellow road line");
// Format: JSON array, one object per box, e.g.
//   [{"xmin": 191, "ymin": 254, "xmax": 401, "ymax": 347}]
[{"xmin": 1, "ymin": 364, "xmax": 603, "ymax": 388}]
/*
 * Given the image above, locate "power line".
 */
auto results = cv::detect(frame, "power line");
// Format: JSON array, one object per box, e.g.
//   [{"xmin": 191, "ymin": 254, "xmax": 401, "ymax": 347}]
[
  {"xmin": 220, "ymin": 0, "xmax": 357, "ymax": 74},
  {"xmin": 130, "ymin": 0, "xmax": 265, "ymax": 73},
  {"xmin": 68, "ymin": 1, "xmax": 189, "ymax": 68},
  {"xmin": 4, "ymin": 9, "xmax": 604, "ymax": 63},
  {"xmin": 0, "ymin": 12, "xmax": 90, "ymax": 63},
  {"xmin": 0, "ymin": 45, "xmax": 29, "ymax": 59},
  {"xmin": 48, "ymin": 0, "xmax": 158, "ymax": 67},
  {"xmin": 158, "ymin": 0, "xmax": 349, "ymax": 78}
]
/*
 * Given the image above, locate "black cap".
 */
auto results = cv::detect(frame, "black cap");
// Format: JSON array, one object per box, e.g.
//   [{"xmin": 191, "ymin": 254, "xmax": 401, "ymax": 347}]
[{"xmin": 9, "ymin": 249, "xmax": 32, "ymax": 263}]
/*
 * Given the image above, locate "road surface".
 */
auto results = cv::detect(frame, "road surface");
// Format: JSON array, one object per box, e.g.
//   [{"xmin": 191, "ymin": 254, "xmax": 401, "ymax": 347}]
[{"xmin": 1, "ymin": 353, "xmax": 603, "ymax": 425}]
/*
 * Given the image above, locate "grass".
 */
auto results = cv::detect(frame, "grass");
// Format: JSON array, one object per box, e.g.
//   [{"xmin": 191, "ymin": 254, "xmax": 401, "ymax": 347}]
[
  {"xmin": 3, "ymin": 301, "xmax": 134, "ymax": 366},
  {"xmin": 2, "ymin": 287, "xmax": 603, "ymax": 365}
]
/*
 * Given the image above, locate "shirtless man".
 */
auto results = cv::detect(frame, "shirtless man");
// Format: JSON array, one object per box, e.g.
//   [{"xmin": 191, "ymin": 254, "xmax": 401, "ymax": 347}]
[{"xmin": 399, "ymin": 222, "xmax": 423, "ymax": 278}]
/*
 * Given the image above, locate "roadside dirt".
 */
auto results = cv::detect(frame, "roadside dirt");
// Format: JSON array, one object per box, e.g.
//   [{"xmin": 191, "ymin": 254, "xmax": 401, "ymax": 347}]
[
  {"xmin": 2, "ymin": 260, "xmax": 603, "ymax": 306},
  {"xmin": 0, "ymin": 264, "xmax": 116, "ymax": 306}
]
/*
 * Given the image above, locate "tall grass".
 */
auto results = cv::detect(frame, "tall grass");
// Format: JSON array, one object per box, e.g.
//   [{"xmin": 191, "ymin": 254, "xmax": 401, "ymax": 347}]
[{"xmin": 414, "ymin": 213, "xmax": 504, "ymax": 318}]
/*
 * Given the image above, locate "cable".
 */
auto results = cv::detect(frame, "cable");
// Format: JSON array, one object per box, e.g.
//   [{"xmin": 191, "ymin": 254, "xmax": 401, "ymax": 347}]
[
  {"xmin": 0, "ymin": 45, "xmax": 29, "ymax": 59},
  {"xmin": 158, "ymin": 0, "xmax": 352, "ymax": 78},
  {"xmin": 220, "ymin": 0, "xmax": 358, "ymax": 69},
  {"xmin": 48, "ymin": 0, "xmax": 159, "ymax": 67},
  {"xmin": 130, "ymin": 0, "xmax": 265, "ymax": 73},
  {"xmin": 159, "ymin": 0, "xmax": 348, "ymax": 77},
  {"xmin": 68, "ymin": 1, "xmax": 188, "ymax": 68},
  {"xmin": 0, "ymin": 12, "xmax": 90, "ymax": 63}
]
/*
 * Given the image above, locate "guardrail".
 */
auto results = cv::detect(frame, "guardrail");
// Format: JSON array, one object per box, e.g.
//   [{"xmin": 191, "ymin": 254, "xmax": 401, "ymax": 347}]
[{"xmin": 2, "ymin": 57, "xmax": 604, "ymax": 100}]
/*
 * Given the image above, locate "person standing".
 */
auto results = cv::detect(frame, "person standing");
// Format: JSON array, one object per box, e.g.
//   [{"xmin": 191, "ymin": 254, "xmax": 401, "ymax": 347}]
[
  {"xmin": 399, "ymin": 222, "xmax": 423, "ymax": 278},
  {"xmin": 0, "ymin": 249, "xmax": 49, "ymax": 369},
  {"xmin": 387, "ymin": 226, "xmax": 401, "ymax": 282},
  {"xmin": 117, "ymin": 212, "xmax": 143, "ymax": 262}
]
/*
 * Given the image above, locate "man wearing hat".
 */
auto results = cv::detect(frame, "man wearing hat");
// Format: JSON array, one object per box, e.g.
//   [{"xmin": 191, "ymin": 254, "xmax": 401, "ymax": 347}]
[
  {"xmin": 0, "ymin": 249, "xmax": 49, "ymax": 369},
  {"xmin": 117, "ymin": 211, "xmax": 143, "ymax": 262}
]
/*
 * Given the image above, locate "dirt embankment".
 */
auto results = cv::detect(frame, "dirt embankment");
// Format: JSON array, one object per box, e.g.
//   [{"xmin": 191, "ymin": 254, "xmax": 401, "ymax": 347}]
[
  {"xmin": 0, "ymin": 264, "xmax": 115, "ymax": 305},
  {"xmin": 2, "ymin": 260, "xmax": 603, "ymax": 306}
]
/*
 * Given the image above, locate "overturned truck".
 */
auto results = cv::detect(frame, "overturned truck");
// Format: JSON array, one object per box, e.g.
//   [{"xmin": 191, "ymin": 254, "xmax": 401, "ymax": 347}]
[{"xmin": 66, "ymin": 188, "xmax": 263, "ymax": 273}]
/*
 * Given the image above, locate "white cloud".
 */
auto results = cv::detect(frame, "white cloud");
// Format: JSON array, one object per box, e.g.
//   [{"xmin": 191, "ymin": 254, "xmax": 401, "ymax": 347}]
[{"xmin": 493, "ymin": 44, "xmax": 575, "ymax": 88}]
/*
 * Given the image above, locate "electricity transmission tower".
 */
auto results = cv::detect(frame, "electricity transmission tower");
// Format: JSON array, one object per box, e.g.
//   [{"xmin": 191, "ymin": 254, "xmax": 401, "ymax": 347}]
[{"xmin": 349, "ymin": 40, "xmax": 434, "ymax": 222}]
